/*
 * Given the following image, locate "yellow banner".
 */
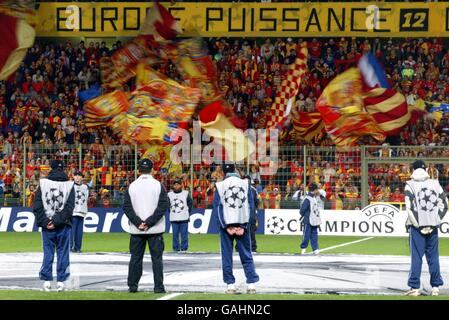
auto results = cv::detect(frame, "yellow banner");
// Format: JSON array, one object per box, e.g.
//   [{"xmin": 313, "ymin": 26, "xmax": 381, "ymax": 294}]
[{"xmin": 35, "ymin": 2, "xmax": 449, "ymax": 37}]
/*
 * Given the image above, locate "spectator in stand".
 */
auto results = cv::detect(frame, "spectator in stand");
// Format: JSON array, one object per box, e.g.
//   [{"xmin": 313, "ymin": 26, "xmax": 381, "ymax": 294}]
[
  {"xmin": 192, "ymin": 186, "xmax": 205, "ymax": 209},
  {"xmin": 205, "ymin": 180, "xmax": 216, "ymax": 209},
  {"xmin": 266, "ymin": 187, "xmax": 281, "ymax": 209},
  {"xmin": 390, "ymin": 187, "xmax": 405, "ymax": 203},
  {"xmin": 308, "ymin": 38, "xmax": 322, "ymax": 65},
  {"xmin": 211, "ymin": 165, "xmax": 224, "ymax": 182},
  {"xmin": 89, "ymin": 137, "xmax": 105, "ymax": 166},
  {"xmin": 260, "ymin": 39, "xmax": 274, "ymax": 62}
]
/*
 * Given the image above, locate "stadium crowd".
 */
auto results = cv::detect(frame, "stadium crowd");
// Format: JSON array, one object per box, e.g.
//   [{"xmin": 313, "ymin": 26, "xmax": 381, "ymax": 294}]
[{"xmin": 1, "ymin": 37, "xmax": 449, "ymax": 209}]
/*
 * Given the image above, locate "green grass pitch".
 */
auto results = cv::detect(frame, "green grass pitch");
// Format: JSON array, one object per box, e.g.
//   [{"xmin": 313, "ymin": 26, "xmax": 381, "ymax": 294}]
[{"xmin": 3, "ymin": 232, "xmax": 449, "ymax": 255}]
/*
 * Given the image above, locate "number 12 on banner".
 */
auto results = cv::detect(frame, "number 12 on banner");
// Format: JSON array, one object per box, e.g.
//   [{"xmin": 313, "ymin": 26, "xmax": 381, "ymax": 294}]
[{"xmin": 399, "ymin": 9, "xmax": 429, "ymax": 32}]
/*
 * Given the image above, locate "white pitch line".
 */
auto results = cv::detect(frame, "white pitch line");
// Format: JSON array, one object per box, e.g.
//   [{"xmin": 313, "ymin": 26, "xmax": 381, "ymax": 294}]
[
  {"xmin": 157, "ymin": 292, "xmax": 184, "ymax": 300},
  {"xmin": 318, "ymin": 237, "xmax": 375, "ymax": 253}
]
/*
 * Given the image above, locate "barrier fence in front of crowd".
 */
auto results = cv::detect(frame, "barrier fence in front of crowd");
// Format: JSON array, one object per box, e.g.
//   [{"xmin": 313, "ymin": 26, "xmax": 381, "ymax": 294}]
[{"xmin": 1, "ymin": 144, "xmax": 449, "ymax": 210}]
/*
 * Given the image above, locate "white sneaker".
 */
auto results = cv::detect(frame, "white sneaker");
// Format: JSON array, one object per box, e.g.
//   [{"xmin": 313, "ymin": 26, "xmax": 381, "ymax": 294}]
[
  {"xmin": 405, "ymin": 288, "xmax": 420, "ymax": 296},
  {"xmin": 247, "ymin": 283, "xmax": 256, "ymax": 294},
  {"xmin": 313, "ymin": 250, "xmax": 320, "ymax": 255},
  {"xmin": 42, "ymin": 281, "xmax": 51, "ymax": 292},
  {"xmin": 301, "ymin": 248, "xmax": 306, "ymax": 255},
  {"xmin": 56, "ymin": 282, "xmax": 65, "ymax": 292},
  {"xmin": 226, "ymin": 284, "xmax": 236, "ymax": 294},
  {"xmin": 431, "ymin": 287, "xmax": 439, "ymax": 296}
]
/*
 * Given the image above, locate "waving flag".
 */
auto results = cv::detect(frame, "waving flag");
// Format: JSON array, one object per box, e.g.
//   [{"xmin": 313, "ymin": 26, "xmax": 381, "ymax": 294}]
[
  {"xmin": 317, "ymin": 68, "xmax": 412, "ymax": 145},
  {"xmin": 84, "ymin": 91, "xmax": 130, "ymax": 127},
  {"xmin": 100, "ymin": 1, "xmax": 180, "ymax": 89},
  {"xmin": 316, "ymin": 68, "xmax": 386, "ymax": 146},
  {"xmin": 426, "ymin": 102, "xmax": 449, "ymax": 125},
  {"xmin": 199, "ymin": 101, "xmax": 255, "ymax": 162},
  {"xmin": 358, "ymin": 53, "xmax": 390, "ymax": 89},
  {"xmin": 429, "ymin": 102, "xmax": 449, "ymax": 114},
  {"xmin": 100, "ymin": 36, "xmax": 154, "ymax": 89},
  {"xmin": 317, "ymin": 51, "xmax": 416, "ymax": 146},
  {"xmin": 291, "ymin": 112, "xmax": 324, "ymax": 142},
  {"xmin": 168, "ymin": 38, "xmax": 224, "ymax": 105},
  {"xmin": 85, "ymin": 68, "xmax": 200, "ymax": 145},
  {"xmin": 78, "ymin": 84, "xmax": 101, "ymax": 104},
  {"xmin": 85, "ymin": 0, "xmax": 255, "ymax": 162},
  {"xmin": 0, "ymin": 1, "xmax": 35, "ymax": 80},
  {"xmin": 140, "ymin": 1, "xmax": 181, "ymax": 40},
  {"xmin": 363, "ymin": 87, "xmax": 409, "ymax": 136},
  {"xmin": 266, "ymin": 42, "xmax": 308, "ymax": 128}
]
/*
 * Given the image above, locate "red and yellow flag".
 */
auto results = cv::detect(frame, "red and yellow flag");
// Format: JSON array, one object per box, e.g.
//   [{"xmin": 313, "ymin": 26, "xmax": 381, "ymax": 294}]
[
  {"xmin": 316, "ymin": 68, "xmax": 386, "ymax": 146},
  {"xmin": 199, "ymin": 101, "xmax": 255, "ymax": 162},
  {"xmin": 0, "ymin": 1, "xmax": 35, "ymax": 80},
  {"xmin": 363, "ymin": 88, "xmax": 410, "ymax": 136},
  {"xmin": 317, "ymin": 67, "xmax": 414, "ymax": 146},
  {"xmin": 266, "ymin": 42, "xmax": 308, "ymax": 128},
  {"xmin": 139, "ymin": 1, "xmax": 181, "ymax": 41},
  {"xmin": 291, "ymin": 112, "xmax": 325, "ymax": 142}
]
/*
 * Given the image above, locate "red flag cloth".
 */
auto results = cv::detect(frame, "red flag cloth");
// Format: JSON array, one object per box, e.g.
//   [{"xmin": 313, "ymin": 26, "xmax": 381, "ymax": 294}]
[
  {"xmin": 0, "ymin": 12, "xmax": 35, "ymax": 80},
  {"xmin": 0, "ymin": 13, "xmax": 17, "ymax": 73}
]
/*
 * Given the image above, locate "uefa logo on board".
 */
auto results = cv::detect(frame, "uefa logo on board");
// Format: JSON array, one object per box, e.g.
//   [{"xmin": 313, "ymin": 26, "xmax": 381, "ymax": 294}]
[{"xmin": 361, "ymin": 203, "xmax": 399, "ymax": 221}]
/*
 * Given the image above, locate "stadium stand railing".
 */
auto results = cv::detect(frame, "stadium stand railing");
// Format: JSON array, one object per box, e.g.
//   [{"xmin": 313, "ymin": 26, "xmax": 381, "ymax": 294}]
[{"xmin": 6, "ymin": 144, "xmax": 449, "ymax": 210}]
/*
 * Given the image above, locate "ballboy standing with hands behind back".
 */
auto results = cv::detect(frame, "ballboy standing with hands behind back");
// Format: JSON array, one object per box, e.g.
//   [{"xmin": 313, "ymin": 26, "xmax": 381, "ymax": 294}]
[
  {"xmin": 33, "ymin": 160, "xmax": 75, "ymax": 292},
  {"xmin": 213, "ymin": 163, "xmax": 259, "ymax": 294},
  {"xmin": 123, "ymin": 159, "xmax": 168, "ymax": 294}
]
